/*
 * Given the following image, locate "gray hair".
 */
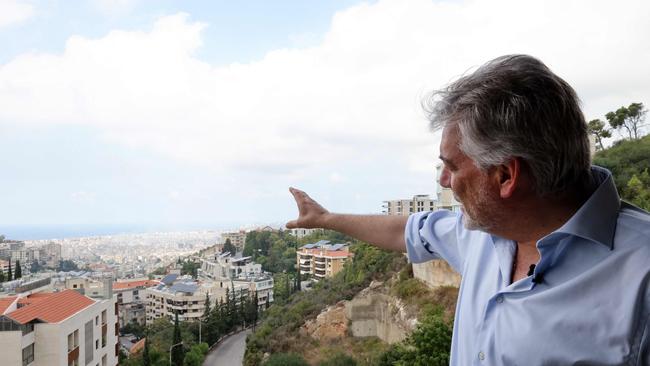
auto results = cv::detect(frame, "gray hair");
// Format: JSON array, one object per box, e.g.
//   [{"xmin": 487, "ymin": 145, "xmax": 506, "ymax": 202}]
[{"xmin": 425, "ymin": 54, "xmax": 591, "ymax": 196}]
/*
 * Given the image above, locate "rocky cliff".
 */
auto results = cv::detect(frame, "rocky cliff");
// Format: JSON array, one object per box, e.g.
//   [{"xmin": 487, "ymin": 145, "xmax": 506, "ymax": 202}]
[{"xmin": 301, "ymin": 280, "xmax": 418, "ymax": 345}]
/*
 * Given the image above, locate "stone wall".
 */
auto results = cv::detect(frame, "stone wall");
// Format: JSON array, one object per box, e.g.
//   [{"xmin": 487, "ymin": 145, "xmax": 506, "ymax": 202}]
[
  {"xmin": 344, "ymin": 282, "xmax": 416, "ymax": 344},
  {"xmin": 412, "ymin": 259, "xmax": 461, "ymax": 288}
]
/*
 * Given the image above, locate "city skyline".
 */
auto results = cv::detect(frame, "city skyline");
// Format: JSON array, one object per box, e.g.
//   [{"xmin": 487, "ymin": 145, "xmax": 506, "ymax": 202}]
[{"xmin": 2, "ymin": 0, "xmax": 649, "ymax": 234}]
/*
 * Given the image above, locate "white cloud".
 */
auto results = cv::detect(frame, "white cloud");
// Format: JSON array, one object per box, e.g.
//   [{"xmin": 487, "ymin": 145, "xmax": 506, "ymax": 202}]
[
  {"xmin": 0, "ymin": 0, "xmax": 33, "ymax": 27},
  {"xmin": 92, "ymin": 0, "xmax": 138, "ymax": 16},
  {"xmin": 329, "ymin": 172, "xmax": 346, "ymax": 183},
  {"xmin": 1, "ymin": 0, "xmax": 649, "ymax": 182},
  {"xmin": 71, "ymin": 191, "xmax": 96, "ymax": 204}
]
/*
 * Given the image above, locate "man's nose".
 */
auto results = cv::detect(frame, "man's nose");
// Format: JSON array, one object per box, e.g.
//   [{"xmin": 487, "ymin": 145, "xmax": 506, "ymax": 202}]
[{"xmin": 439, "ymin": 167, "xmax": 451, "ymax": 188}]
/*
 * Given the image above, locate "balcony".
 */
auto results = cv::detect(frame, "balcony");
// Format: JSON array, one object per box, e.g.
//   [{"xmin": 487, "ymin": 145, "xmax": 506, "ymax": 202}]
[{"xmin": 67, "ymin": 346, "xmax": 79, "ymax": 365}]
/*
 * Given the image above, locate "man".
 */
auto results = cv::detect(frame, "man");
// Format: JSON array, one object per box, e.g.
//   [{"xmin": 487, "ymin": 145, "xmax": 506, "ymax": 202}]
[{"xmin": 286, "ymin": 55, "xmax": 650, "ymax": 365}]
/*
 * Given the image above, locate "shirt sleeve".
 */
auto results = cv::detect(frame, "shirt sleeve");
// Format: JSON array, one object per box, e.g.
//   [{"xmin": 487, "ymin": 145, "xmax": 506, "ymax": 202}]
[{"xmin": 404, "ymin": 210, "xmax": 464, "ymax": 273}]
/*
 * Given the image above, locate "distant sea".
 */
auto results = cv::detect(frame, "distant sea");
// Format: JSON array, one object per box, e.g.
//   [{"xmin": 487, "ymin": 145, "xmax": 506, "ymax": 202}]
[{"xmin": 0, "ymin": 223, "xmax": 224, "ymax": 241}]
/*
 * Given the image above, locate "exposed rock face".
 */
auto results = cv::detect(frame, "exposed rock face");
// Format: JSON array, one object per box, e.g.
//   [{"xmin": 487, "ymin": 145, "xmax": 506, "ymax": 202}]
[
  {"xmin": 302, "ymin": 301, "xmax": 349, "ymax": 342},
  {"xmin": 302, "ymin": 281, "xmax": 418, "ymax": 345},
  {"xmin": 345, "ymin": 281, "xmax": 416, "ymax": 344},
  {"xmin": 412, "ymin": 259, "xmax": 461, "ymax": 288}
]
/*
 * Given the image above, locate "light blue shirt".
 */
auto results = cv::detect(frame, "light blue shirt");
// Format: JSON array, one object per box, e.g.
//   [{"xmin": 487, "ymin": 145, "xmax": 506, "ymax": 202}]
[{"xmin": 405, "ymin": 167, "xmax": 650, "ymax": 365}]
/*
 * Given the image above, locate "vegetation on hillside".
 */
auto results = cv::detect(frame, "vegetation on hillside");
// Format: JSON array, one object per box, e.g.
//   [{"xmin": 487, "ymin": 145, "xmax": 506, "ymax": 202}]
[
  {"xmin": 594, "ymin": 134, "xmax": 650, "ymax": 210},
  {"xmin": 244, "ymin": 239, "xmax": 406, "ymax": 366}
]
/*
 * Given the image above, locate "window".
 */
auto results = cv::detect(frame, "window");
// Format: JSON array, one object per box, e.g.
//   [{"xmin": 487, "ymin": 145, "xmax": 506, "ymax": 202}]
[
  {"xmin": 85, "ymin": 321, "xmax": 94, "ymax": 365},
  {"xmin": 67, "ymin": 330, "xmax": 79, "ymax": 351},
  {"xmin": 22, "ymin": 343, "xmax": 34, "ymax": 366},
  {"xmin": 95, "ymin": 340, "xmax": 99, "ymax": 349},
  {"xmin": 95, "ymin": 316, "xmax": 99, "ymax": 326},
  {"xmin": 21, "ymin": 323, "xmax": 34, "ymax": 335},
  {"xmin": 101, "ymin": 310, "xmax": 106, "ymax": 324}
]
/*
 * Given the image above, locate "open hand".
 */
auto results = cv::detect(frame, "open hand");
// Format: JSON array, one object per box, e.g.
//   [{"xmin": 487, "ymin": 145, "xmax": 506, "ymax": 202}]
[{"xmin": 286, "ymin": 187, "xmax": 330, "ymax": 229}]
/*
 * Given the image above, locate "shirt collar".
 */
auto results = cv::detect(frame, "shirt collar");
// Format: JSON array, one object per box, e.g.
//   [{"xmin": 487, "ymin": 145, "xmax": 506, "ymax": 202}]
[{"xmin": 553, "ymin": 166, "xmax": 620, "ymax": 250}]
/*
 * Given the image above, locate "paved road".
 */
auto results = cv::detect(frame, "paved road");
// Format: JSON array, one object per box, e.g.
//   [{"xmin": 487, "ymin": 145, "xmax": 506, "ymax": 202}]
[{"xmin": 203, "ymin": 329, "xmax": 252, "ymax": 366}]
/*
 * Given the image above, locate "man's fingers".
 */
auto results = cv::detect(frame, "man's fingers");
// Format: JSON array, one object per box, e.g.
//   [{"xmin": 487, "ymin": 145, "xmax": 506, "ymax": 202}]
[
  {"xmin": 289, "ymin": 187, "xmax": 307, "ymax": 200},
  {"xmin": 286, "ymin": 219, "xmax": 298, "ymax": 229}
]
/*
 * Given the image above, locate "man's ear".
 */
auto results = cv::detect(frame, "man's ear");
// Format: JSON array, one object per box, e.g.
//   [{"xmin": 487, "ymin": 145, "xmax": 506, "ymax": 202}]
[{"xmin": 493, "ymin": 158, "xmax": 520, "ymax": 199}]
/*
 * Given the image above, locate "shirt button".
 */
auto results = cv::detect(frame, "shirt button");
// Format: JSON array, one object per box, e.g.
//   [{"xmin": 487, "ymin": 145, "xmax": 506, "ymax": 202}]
[
  {"xmin": 478, "ymin": 351, "xmax": 485, "ymax": 361},
  {"xmin": 496, "ymin": 295, "xmax": 504, "ymax": 304}
]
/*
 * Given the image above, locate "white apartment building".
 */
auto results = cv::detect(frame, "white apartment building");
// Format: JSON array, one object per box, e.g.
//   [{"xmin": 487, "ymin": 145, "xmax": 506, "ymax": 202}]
[
  {"xmin": 200, "ymin": 253, "xmax": 262, "ymax": 280},
  {"xmin": 1, "ymin": 259, "xmax": 10, "ymax": 279},
  {"xmin": 144, "ymin": 274, "xmax": 248, "ymax": 323},
  {"xmin": 382, "ymin": 194, "xmax": 436, "ymax": 216},
  {"xmin": 0, "ymin": 289, "xmax": 118, "ymax": 366},
  {"xmin": 435, "ymin": 164, "xmax": 462, "ymax": 212},
  {"xmin": 199, "ymin": 253, "xmax": 274, "ymax": 309},
  {"xmin": 39, "ymin": 243, "xmax": 62, "ymax": 269},
  {"xmin": 288, "ymin": 228, "xmax": 323, "ymax": 239},
  {"xmin": 113, "ymin": 279, "xmax": 160, "ymax": 326}
]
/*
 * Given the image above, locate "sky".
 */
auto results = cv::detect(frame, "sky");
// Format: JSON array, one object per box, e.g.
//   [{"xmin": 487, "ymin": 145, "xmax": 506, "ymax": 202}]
[{"xmin": 1, "ymin": 0, "xmax": 649, "ymax": 239}]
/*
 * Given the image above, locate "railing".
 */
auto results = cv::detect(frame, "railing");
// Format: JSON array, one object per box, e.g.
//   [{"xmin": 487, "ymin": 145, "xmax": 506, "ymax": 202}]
[{"xmin": 67, "ymin": 346, "xmax": 79, "ymax": 364}]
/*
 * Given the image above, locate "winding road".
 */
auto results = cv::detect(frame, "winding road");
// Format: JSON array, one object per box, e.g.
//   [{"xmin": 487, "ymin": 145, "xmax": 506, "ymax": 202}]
[{"xmin": 203, "ymin": 329, "xmax": 252, "ymax": 366}]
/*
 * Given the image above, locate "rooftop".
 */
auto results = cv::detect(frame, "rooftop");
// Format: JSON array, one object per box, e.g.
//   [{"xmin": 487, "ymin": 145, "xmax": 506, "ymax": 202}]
[
  {"xmin": 113, "ymin": 280, "xmax": 160, "ymax": 290},
  {"xmin": 0, "ymin": 296, "xmax": 18, "ymax": 315},
  {"xmin": 7, "ymin": 289, "xmax": 95, "ymax": 324}
]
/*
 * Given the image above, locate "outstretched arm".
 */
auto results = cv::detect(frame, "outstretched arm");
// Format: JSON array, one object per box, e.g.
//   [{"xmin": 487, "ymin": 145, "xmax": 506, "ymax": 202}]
[{"xmin": 286, "ymin": 187, "xmax": 407, "ymax": 252}]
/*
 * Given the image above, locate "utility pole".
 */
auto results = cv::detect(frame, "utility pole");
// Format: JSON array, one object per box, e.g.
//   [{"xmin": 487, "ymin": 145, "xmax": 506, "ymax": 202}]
[{"xmin": 169, "ymin": 342, "xmax": 183, "ymax": 366}]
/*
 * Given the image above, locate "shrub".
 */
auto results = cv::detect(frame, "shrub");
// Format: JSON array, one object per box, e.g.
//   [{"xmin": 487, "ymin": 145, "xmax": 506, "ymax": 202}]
[{"xmin": 263, "ymin": 353, "xmax": 309, "ymax": 366}]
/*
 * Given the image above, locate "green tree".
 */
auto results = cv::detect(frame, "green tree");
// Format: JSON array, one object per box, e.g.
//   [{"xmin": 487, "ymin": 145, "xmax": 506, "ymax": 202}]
[
  {"xmin": 318, "ymin": 352, "xmax": 357, "ymax": 366},
  {"xmin": 626, "ymin": 173, "xmax": 650, "ymax": 210},
  {"xmin": 182, "ymin": 343, "xmax": 208, "ymax": 366},
  {"xmin": 7, "ymin": 261, "xmax": 12, "ymax": 281},
  {"xmin": 58, "ymin": 260, "xmax": 79, "ymax": 272},
  {"xmin": 378, "ymin": 309, "xmax": 452, "ymax": 366},
  {"xmin": 606, "ymin": 102, "xmax": 647, "ymax": 140},
  {"xmin": 14, "ymin": 260, "xmax": 22, "ymax": 279},
  {"xmin": 180, "ymin": 261, "xmax": 199, "ymax": 279},
  {"xmin": 30, "ymin": 261, "xmax": 44, "ymax": 273},
  {"xmin": 222, "ymin": 238, "xmax": 237, "ymax": 255},
  {"xmin": 263, "ymin": 353, "xmax": 309, "ymax": 366},
  {"xmin": 202, "ymin": 293, "xmax": 211, "ymax": 321},
  {"xmin": 0, "ymin": 270, "xmax": 5, "ymax": 282},
  {"xmin": 171, "ymin": 313, "xmax": 184, "ymax": 366},
  {"xmin": 294, "ymin": 270, "xmax": 301, "ymax": 293},
  {"xmin": 587, "ymin": 119, "xmax": 612, "ymax": 150},
  {"xmin": 142, "ymin": 337, "xmax": 151, "ymax": 366}
]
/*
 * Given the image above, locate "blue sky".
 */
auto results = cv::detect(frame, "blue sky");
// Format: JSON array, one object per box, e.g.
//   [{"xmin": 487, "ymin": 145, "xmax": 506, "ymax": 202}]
[{"xmin": 1, "ymin": 0, "xmax": 649, "ymax": 239}]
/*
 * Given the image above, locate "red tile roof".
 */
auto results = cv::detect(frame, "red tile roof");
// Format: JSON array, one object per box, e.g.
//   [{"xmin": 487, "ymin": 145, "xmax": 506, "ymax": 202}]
[
  {"xmin": 7, "ymin": 290, "xmax": 95, "ymax": 324},
  {"xmin": 0, "ymin": 296, "xmax": 18, "ymax": 314},
  {"xmin": 130, "ymin": 338, "xmax": 146, "ymax": 354},
  {"xmin": 113, "ymin": 280, "xmax": 160, "ymax": 290},
  {"xmin": 17, "ymin": 292, "xmax": 55, "ymax": 307}
]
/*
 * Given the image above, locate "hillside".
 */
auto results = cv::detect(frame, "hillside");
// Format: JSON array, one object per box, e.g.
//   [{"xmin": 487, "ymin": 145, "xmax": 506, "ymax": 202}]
[
  {"xmin": 593, "ymin": 134, "xmax": 650, "ymax": 210},
  {"xmin": 243, "ymin": 235, "xmax": 458, "ymax": 366}
]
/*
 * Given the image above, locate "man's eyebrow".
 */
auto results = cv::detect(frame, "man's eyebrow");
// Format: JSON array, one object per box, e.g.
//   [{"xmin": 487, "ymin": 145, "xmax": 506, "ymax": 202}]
[{"xmin": 439, "ymin": 155, "xmax": 456, "ymax": 168}]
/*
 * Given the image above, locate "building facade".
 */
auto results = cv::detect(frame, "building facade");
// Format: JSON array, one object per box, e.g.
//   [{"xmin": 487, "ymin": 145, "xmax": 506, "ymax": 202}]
[
  {"xmin": 221, "ymin": 231, "xmax": 246, "ymax": 252},
  {"xmin": 199, "ymin": 253, "xmax": 274, "ymax": 310},
  {"xmin": 0, "ymin": 289, "xmax": 119, "ymax": 366},
  {"xmin": 113, "ymin": 279, "xmax": 160, "ymax": 326},
  {"xmin": 297, "ymin": 241, "xmax": 353, "ymax": 279},
  {"xmin": 382, "ymin": 194, "xmax": 436, "ymax": 216},
  {"xmin": 144, "ymin": 274, "xmax": 248, "ymax": 323}
]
